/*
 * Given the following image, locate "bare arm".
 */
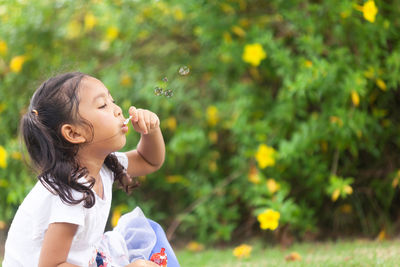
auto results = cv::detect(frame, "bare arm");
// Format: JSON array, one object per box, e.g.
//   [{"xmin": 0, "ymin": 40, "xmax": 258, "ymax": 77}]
[
  {"xmin": 38, "ymin": 222, "xmax": 80, "ymax": 267},
  {"xmin": 38, "ymin": 223, "xmax": 158, "ymax": 267},
  {"xmin": 125, "ymin": 107, "xmax": 165, "ymax": 177},
  {"xmin": 126, "ymin": 259, "xmax": 159, "ymax": 267}
]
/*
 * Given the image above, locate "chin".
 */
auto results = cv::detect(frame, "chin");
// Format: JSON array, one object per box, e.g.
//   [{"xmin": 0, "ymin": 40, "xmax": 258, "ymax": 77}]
[{"xmin": 116, "ymin": 136, "xmax": 127, "ymax": 150}]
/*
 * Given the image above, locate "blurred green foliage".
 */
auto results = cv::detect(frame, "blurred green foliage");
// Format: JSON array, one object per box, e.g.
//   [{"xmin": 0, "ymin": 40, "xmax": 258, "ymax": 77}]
[{"xmin": 0, "ymin": 0, "xmax": 400, "ymax": 244}]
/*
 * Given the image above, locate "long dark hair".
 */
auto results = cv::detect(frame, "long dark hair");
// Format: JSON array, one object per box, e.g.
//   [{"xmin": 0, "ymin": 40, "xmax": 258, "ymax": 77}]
[{"xmin": 21, "ymin": 72, "xmax": 137, "ymax": 208}]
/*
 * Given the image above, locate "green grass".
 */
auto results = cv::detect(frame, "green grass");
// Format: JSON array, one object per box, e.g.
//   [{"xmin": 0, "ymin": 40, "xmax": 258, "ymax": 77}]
[
  {"xmin": 177, "ymin": 239, "xmax": 400, "ymax": 267},
  {"xmin": 1, "ymin": 239, "xmax": 399, "ymax": 266}
]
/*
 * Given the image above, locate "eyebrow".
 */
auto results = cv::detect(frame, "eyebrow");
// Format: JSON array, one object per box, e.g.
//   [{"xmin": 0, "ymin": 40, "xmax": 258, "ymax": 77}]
[{"xmin": 92, "ymin": 90, "xmax": 111, "ymax": 103}]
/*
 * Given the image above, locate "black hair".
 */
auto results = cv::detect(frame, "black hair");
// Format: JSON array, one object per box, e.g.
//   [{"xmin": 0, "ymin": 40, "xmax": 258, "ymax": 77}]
[{"xmin": 21, "ymin": 72, "xmax": 138, "ymax": 208}]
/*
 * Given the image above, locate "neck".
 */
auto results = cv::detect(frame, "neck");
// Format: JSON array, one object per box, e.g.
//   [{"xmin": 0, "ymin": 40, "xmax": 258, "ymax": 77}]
[{"xmin": 76, "ymin": 146, "xmax": 109, "ymax": 179}]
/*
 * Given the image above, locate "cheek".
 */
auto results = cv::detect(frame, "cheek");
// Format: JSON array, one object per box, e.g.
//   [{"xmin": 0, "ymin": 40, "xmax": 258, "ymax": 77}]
[
  {"xmin": 93, "ymin": 112, "xmax": 115, "ymax": 126},
  {"xmin": 92, "ymin": 120, "xmax": 108, "ymax": 135},
  {"xmin": 93, "ymin": 115, "xmax": 118, "ymax": 133}
]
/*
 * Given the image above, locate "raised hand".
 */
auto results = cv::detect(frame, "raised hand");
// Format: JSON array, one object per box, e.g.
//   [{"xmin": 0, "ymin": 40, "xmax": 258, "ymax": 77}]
[{"xmin": 128, "ymin": 106, "xmax": 160, "ymax": 135}]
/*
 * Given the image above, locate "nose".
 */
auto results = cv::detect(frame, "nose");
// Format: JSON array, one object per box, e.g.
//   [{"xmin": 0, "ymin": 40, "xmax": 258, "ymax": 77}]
[{"xmin": 114, "ymin": 103, "xmax": 122, "ymax": 117}]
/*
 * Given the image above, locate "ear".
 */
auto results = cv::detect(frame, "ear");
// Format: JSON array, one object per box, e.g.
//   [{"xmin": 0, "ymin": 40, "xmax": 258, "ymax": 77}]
[{"xmin": 61, "ymin": 124, "xmax": 87, "ymax": 144}]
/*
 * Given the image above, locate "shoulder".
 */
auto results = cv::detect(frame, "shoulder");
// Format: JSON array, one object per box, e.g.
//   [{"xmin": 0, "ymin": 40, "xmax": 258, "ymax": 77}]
[
  {"xmin": 113, "ymin": 151, "xmax": 129, "ymax": 169},
  {"xmin": 101, "ymin": 151, "xmax": 128, "ymax": 178}
]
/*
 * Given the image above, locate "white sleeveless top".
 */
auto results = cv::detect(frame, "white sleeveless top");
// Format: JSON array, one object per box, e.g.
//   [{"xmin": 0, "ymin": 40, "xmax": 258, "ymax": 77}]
[{"xmin": 2, "ymin": 152, "xmax": 128, "ymax": 267}]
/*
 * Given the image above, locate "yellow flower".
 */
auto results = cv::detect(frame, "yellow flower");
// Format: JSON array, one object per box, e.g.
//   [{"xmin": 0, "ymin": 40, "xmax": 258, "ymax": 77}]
[
  {"xmin": 356, "ymin": 0, "xmax": 378, "ymax": 23},
  {"xmin": 248, "ymin": 165, "xmax": 261, "ymax": 184},
  {"xmin": 220, "ymin": 3, "xmax": 235, "ymax": 15},
  {"xmin": 285, "ymin": 252, "xmax": 302, "ymax": 262},
  {"xmin": 231, "ymin": 25, "xmax": 246, "ymax": 38},
  {"xmin": 173, "ymin": 7, "xmax": 184, "ymax": 21},
  {"xmin": 155, "ymin": 2, "xmax": 169, "ymax": 15},
  {"xmin": 330, "ymin": 116, "xmax": 343, "ymax": 127},
  {"xmin": 0, "ymin": 40, "xmax": 7, "ymax": 55},
  {"xmin": 166, "ymin": 175, "xmax": 184, "ymax": 183},
  {"xmin": 257, "ymin": 209, "xmax": 280, "ymax": 230},
  {"xmin": 186, "ymin": 241, "xmax": 204, "ymax": 252},
  {"xmin": 304, "ymin": 60, "xmax": 313, "ymax": 68},
  {"xmin": 0, "ymin": 145, "xmax": 8, "ymax": 168},
  {"xmin": 106, "ymin": 26, "xmax": 119, "ymax": 41},
  {"xmin": 344, "ymin": 185, "xmax": 353, "ymax": 194},
  {"xmin": 111, "ymin": 205, "xmax": 128, "ymax": 228},
  {"xmin": 376, "ymin": 78, "xmax": 387, "ymax": 91},
  {"xmin": 392, "ymin": 170, "xmax": 400, "ymax": 188},
  {"xmin": 11, "ymin": 151, "xmax": 22, "ymax": 160},
  {"xmin": 0, "ymin": 178, "xmax": 8, "ymax": 188},
  {"xmin": 376, "ymin": 229, "xmax": 386, "ymax": 241},
  {"xmin": 111, "ymin": 209, "xmax": 121, "ymax": 228},
  {"xmin": 166, "ymin": 116, "xmax": 177, "ymax": 131},
  {"xmin": 10, "ymin": 55, "xmax": 26, "ymax": 73},
  {"xmin": 233, "ymin": 244, "xmax": 252, "ymax": 259},
  {"xmin": 266, "ymin": 179, "xmax": 280, "ymax": 194},
  {"xmin": 255, "ymin": 144, "xmax": 276, "ymax": 169},
  {"xmin": 208, "ymin": 131, "xmax": 218, "ymax": 143},
  {"xmin": 84, "ymin": 12, "xmax": 97, "ymax": 32},
  {"xmin": 66, "ymin": 20, "xmax": 82, "ymax": 39},
  {"xmin": 120, "ymin": 74, "xmax": 132, "ymax": 87},
  {"xmin": 364, "ymin": 66, "xmax": 375, "ymax": 79},
  {"xmin": 209, "ymin": 161, "xmax": 217, "ymax": 172},
  {"xmin": 0, "ymin": 102, "xmax": 6, "ymax": 113},
  {"xmin": 166, "ymin": 175, "xmax": 189, "ymax": 185},
  {"xmin": 242, "ymin": 43, "xmax": 267, "ymax": 67},
  {"xmin": 351, "ymin": 90, "xmax": 360, "ymax": 107},
  {"xmin": 363, "ymin": 0, "xmax": 378, "ymax": 23},
  {"xmin": 331, "ymin": 189, "xmax": 340, "ymax": 202},
  {"xmin": 223, "ymin": 31, "xmax": 232, "ymax": 43},
  {"xmin": 206, "ymin": 106, "xmax": 219, "ymax": 126}
]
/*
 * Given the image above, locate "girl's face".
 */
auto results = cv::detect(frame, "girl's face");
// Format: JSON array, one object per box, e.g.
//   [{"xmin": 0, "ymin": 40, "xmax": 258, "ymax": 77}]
[{"xmin": 77, "ymin": 76, "xmax": 128, "ymax": 153}]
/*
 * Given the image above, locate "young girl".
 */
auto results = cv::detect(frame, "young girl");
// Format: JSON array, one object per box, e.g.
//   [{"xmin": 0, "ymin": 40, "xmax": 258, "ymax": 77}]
[{"xmin": 2, "ymin": 72, "xmax": 179, "ymax": 267}]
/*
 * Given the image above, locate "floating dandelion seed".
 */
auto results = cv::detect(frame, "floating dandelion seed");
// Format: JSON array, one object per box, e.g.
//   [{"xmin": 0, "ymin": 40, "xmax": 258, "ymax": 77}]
[
  {"xmin": 178, "ymin": 66, "xmax": 190, "ymax": 76},
  {"xmin": 154, "ymin": 87, "xmax": 163, "ymax": 96},
  {"xmin": 164, "ymin": 89, "xmax": 173, "ymax": 98}
]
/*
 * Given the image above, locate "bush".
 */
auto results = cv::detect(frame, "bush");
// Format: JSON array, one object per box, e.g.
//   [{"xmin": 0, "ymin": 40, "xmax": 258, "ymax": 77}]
[{"xmin": 0, "ymin": 0, "xmax": 399, "ymax": 244}]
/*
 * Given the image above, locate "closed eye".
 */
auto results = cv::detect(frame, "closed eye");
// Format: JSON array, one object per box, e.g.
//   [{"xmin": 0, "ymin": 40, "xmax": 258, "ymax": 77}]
[{"xmin": 99, "ymin": 98, "xmax": 115, "ymax": 109}]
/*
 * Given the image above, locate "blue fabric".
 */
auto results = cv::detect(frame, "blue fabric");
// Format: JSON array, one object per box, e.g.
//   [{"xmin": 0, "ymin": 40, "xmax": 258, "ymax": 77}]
[{"xmin": 147, "ymin": 219, "xmax": 180, "ymax": 267}]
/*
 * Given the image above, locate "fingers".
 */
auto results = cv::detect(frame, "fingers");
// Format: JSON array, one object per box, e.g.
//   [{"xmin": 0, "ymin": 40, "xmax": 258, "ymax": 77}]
[
  {"xmin": 144, "ymin": 111, "xmax": 151, "ymax": 133},
  {"xmin": 129, "ymin": 107, "xmax": 160, "ymax": 135},
  {"xmin": 127, "ymin": 259, "xmax": 159, "ymax": 267},
  {"xmin": 150, "ymin": 114, "xmax": 158, "ymax": 129},
  {"xmin": 129, "ymin": 106, "xmax": 138, "ymax": 122},
  {"xmin": 137, "ymin": 109, "xmax": 148, "ymax": 134}
]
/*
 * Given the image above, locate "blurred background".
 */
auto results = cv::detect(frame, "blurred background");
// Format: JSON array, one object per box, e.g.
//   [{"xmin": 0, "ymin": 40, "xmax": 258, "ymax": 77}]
[{"xmin": 1, "ymin": 0, "xmax": 400, "ymax": 259}]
